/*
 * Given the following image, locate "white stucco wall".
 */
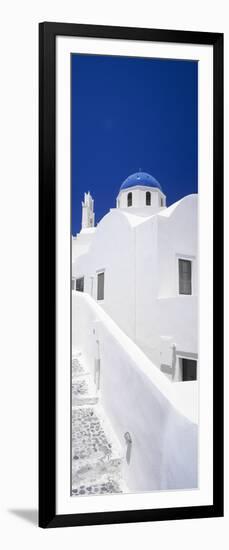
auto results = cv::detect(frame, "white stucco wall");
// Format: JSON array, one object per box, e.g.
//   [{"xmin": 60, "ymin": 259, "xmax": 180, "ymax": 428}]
[
  {"xmin": 73, "ymin": 209, "xmax": 137, "ymax": 339},
  {"xmin": 72, "ymin": 228, "xmax": 96, "ymax": 262},
  {"xmin": 135, "ymin": 194, "xmax": 198, "ymax": 364},
  {"xmin": 72, "ymin": 193, "xmax": 198, "ymax": 370},
  {"xmin": 134, "ymin": 214, "xmax": 159, "ymax": 360},
  {"xmin": 72, "ymin": 291, "xmax": 198, "ymax": 491},
  {"xmin": 117, "ymin": 185, "xmax": 166, "ymax": 211},
  {"xmin": 157, "ymin": 194, "xmax": 198, "ymax": 298}
]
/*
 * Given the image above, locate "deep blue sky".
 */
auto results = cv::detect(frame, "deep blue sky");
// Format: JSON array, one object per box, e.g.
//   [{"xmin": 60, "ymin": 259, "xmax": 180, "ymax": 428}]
[{"xmin": 71, "ymin": 54, "xmax": 197, "ymax": 235}]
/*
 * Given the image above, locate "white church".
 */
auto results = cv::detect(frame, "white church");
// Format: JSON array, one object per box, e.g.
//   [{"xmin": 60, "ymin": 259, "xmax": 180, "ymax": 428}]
[
  {"xmin": 72, "ymin": 171, "xmax": 198, "ymax": 382},
  {"xmin": 72, "ymin": 171, "xmax": 198, "ymax": 494}
]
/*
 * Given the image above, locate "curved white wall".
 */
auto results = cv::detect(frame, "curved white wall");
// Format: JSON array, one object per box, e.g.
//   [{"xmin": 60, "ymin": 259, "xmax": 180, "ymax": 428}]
[{"xmin": 72, "ymin": 291, "xmax": 198, "ymax": 492}]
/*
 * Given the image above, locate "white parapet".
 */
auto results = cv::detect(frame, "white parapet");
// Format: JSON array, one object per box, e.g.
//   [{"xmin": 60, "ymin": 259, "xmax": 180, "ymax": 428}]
[{"xmin": 72, "ymin": 291, "xmax": 198, "ymax": 493}]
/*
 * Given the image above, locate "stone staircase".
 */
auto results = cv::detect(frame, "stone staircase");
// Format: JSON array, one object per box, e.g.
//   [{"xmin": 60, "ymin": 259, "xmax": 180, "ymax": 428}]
[
  {"xmin": 72, "ymin": 354, "xmax": 98, "ymax": 407},
  {"xmin": 72, "ymin": 351, "xmax": 126, "ymax": 496}
]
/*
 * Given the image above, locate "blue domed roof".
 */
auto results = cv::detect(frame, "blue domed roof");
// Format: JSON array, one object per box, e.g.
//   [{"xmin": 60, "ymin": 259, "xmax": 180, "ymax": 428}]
[{"xmin": 120, "ymin": 171, "xmax": 162, "ymax": 192}]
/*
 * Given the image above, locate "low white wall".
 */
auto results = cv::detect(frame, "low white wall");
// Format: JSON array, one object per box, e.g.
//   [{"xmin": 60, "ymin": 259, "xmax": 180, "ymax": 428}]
[{"xmin": 72, "ymin": 291, "xmax": 198, "ymax": 492}]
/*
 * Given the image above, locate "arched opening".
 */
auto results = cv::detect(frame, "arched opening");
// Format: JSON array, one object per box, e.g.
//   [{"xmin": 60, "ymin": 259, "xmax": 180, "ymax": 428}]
[
  {"xmin": 146, "ymin": 191, "xmax": 151, "ymax": 205},
  {"xmin": 127, "ymin": 192, "xmax": 132, "ymax": 207}
]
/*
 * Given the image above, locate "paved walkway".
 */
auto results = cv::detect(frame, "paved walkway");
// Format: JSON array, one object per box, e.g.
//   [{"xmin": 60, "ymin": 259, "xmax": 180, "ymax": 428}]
[{"xmin": 72, "ymin": 352, "xmax": 126, "ymax": 497}]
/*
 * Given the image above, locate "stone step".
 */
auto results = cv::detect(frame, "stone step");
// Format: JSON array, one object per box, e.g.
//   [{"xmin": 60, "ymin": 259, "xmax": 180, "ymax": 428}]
[
  {"xmin": 72, "ymin": 351, "xmax": 127, "ymax": 497},
  {"xmin": 72, "ymin": 373, "xmax": 98, "ymax": 406},
  {"xmin": 72, "ymin": 456, "xmax": 123, "ymax": 488},
  {"xmin": 72, "ymin": 405, "xmax": 124, "ymax": 495},
  {"xmin": 73, "ymin": 396, "xmax": 99, "ymax": 406},
  {"xmin": 72, "ymin": 477, "xmax": 123, "ymax": 497},
  {"xmin": 72, "ymin": 353, "xmax": 89, "ymax": 377}
]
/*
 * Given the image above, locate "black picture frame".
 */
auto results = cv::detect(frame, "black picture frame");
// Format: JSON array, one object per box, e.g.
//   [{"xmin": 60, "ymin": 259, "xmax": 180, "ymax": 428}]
[{"xmin": 39, "ymin": 22, "xmax": 224, "ymax": 529}]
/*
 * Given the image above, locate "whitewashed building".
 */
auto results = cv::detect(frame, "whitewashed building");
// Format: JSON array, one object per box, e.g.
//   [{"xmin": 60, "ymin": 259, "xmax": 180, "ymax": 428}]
[
  {"xmin": 72, "ymin": 171, "xmax": 198, "ymax": 383},
  {"xmin": 72, "ymin": 171, "xmax": 198, "ymax": 493}
]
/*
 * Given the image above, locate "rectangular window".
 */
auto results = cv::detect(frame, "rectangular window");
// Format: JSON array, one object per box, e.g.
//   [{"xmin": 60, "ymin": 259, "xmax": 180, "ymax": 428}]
[
  {"xmin": 146, "ymin": 191, "xmax": 151, "ymax": 205},
  {"xmin": 127, "ymin": 192, "xmax": 132, "ymax": 207},
  {"xmin": 181, "ymin": 359, "xmax": 197, "ymax": 381},
  {"xmin": 179, "ymin": 259, "xmax": 192, "ymax": 295},
  {"xmin": 97, "ymin": 272, "xmax": 104, "ymax": 300},
  {"xmin": 76, "ymin": 277, "xmax": 84, "ymax": 292}
]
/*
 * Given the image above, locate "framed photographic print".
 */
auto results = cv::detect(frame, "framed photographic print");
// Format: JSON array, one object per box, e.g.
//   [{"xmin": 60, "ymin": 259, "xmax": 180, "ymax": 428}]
[{"xmin": 39, "ymin": 22, "xmax": 224, "ymax": 528}]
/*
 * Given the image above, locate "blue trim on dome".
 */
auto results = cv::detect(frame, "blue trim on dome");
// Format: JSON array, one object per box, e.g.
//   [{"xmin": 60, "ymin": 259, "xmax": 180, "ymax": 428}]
[{"xmin": 120, "ymin": 171, "xmax": 162, "ymax": 192}]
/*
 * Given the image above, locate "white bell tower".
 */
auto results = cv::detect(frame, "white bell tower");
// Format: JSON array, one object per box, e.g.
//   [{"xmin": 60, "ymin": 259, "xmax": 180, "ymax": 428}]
[
  {"xmin": 116, "ymin": 171, "xmax": 166, "ymax": 214},
  {"xmin": 81, "ymin": 192, "xmax": 95, "ymax": 229}
]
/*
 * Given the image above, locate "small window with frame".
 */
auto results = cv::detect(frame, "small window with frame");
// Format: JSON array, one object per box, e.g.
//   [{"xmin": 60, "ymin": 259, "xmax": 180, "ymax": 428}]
[
  {"xmin": 178, "ymin": 258, "xmax": 192, "ymax": 295},
  {"xmin": 97, "ymin": 271, "xmax": 105, "ymax": 300},
  {"xmin": 76, "ymin": 277, "xmax": 84, "ymax": 292},
  {"xmin": 127, "ymin": 192, "xmax": 132, "ymax": 207},
  {"xmin": 146, "ymin": 191, "xmax": 151, "ymax": 205}
]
